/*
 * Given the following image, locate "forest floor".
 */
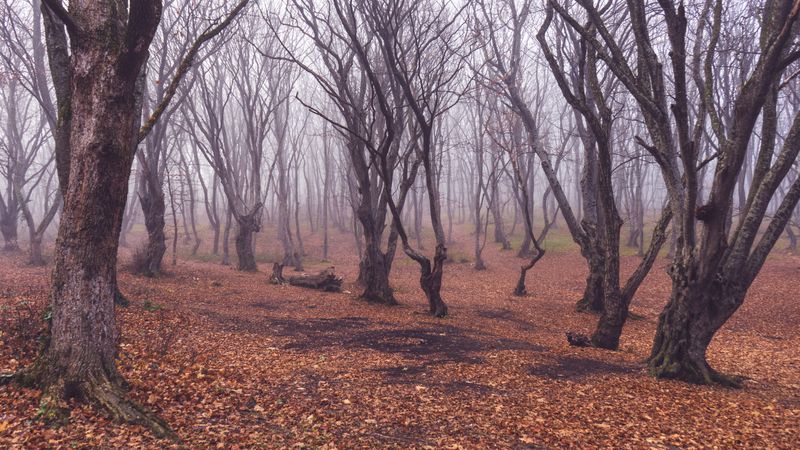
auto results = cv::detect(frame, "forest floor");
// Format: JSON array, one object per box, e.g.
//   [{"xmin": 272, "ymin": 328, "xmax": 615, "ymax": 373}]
[{"xmin": 1, "ymin": 226, "xmax": 799, "ymax": 449}]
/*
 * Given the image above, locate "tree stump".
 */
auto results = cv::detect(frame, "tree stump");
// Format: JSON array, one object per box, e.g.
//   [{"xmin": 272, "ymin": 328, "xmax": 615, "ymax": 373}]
[{"xmin": 269, "ymin": 263, "xmax": 343, "ymax": 292}]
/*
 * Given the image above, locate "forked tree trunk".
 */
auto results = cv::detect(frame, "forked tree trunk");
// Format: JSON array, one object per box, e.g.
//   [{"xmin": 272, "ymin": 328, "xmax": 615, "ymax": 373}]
[
  {"xmin": 513, "ymin": 250, "xmax": 544, "ymax": 296},
  {"xmin": 591, "ymin": 208, "xmax": 671, "ymax": 349},
  {"xmin": 234, "ymin": 211, "xmax": 259, "ymax": 272},
  {"xmin": 419, "ymin": 244, "xmax": 447, "ymax": 317},
  {"xmin": 356, "ymin": 209, "xmax": 396, "ymax": 305},
  {"xmin": 13, "ymin": 2, "xmax": 172, "ymax": 438}
]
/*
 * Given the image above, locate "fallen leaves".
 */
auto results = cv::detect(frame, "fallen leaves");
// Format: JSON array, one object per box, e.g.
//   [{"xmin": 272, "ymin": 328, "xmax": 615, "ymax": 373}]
[{"xmin": 0, "ymin": 232, "xmax": 799, "ymax": 448}]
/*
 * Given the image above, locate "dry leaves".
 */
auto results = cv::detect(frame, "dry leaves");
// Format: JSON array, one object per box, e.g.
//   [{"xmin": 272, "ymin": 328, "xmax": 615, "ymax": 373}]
[{"xmin": 1, "ymin": 229, "xmax": 799, "ymax": 448}]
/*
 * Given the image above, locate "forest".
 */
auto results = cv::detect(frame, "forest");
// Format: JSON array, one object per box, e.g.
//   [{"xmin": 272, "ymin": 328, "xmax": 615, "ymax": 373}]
[{"xmin": 0, "ymin": 0, "xmax": 799, "ymax": 447}]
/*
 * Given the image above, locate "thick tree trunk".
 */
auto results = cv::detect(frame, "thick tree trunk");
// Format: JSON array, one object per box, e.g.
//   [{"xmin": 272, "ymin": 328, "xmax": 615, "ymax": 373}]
[
  {"xmin": 135, "ymin": 181, "xmax": 167, "ymax": 276},
  {"xmin": 234, "ymin": 212, "xmax": 259, "ymax": 272},
  {"xmin": 356, "ymin": 216, "xmax": 395, "ymax": 305},
  {"xmin": 0, "ymin": 211, "xmax": 20, "ymax": 251},
  {"xmin": 575, "ymin": 247, "xmax": 605, "ymax": 312},
  {"xmin": 648, "ymin": 272, "xmax": 745, "ymax": 387},
  {"xmin": 590, "ymin": 248, "xmax": 623, "ymax": 349},
  {"xmin": 15, "ymin": 4, "xmax": 173, "ymax": 437}
]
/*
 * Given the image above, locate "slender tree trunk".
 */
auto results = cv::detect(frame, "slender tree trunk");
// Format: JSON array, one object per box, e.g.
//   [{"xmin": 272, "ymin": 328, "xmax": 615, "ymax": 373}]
[
  {"xmin": 221, "ymin": 206, "xmax": 232, "ymax": 265},
  {"xmin": 786, "ymin": 225, "xmax": 797, "ymax": 253}
]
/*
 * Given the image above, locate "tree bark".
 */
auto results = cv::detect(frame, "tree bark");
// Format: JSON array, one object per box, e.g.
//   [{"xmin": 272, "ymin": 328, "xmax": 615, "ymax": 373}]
[
  {"xmin": 135, "ymin": 174, "xmax": 167, "ymax": 276},
  {"xmin": 16, "ymin": 0, "xmax": 173, "ymax": 438},
  {"xmin": 648, "ymin": 271, "xmax": 745, "ymax": 387},
  {"xmin": 0, "ymin": 208, "xmax": 20, "ymax": 251},
  {"xmin": 234, "ymin": 209, "xmax": 260, "ymax": 272}
]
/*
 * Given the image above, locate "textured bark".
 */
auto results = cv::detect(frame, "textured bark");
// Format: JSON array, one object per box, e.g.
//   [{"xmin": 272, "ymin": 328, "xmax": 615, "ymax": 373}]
[
  {"xmin": 17, "ymin": 0, "xmax": 173, "ymax": 438},
  {"xmin": 648, "ymin": 271, "xmax": 745, "ymax": 387},
  {"xmin": 0, "ymin": 208, "xmax": 20, "ymax": 251},
  {"xmin": 134, "ymin": 176, "xmax": 167, "ymax": 276},
  {"xmin": 271, "ymin": 263, "xmax": 343, "ymax": 292},
  {"xmin": 419, "ymin": 245, "xmax": 448, "ymax": 317},
  {"xmin": 234, "ymin": 210, "xmax": 260, "ymax": 272},
  {"xmin": 575, "ymin": 247, "xmax": 605, "ymax": 313},
  {"xmin": 358, "ymin": 246, "xmax": 395, "ymax": 304}
]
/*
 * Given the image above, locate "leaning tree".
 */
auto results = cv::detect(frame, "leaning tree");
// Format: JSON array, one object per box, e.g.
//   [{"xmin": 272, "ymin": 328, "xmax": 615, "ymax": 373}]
[{"xmin": 552, "ymin": 0, "xmax": 800, "ymax": 384}]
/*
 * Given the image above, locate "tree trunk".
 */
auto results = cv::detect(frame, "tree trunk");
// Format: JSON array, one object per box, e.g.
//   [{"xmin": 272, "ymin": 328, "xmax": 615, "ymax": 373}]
[
  {"xmin": 221, "ymin": 207, "xmax": 232, "ymax": 265},
  {"xmin": 29, "ymin": 235, "xmax": 46, "ymax": 266},
  {"xmin": 648, "ymin": 272, "xmax": 745, "ymax": 387},
  {"xmin": 420, "ymin": 245, "xmax": 447, "ymax": 317},
  {"xmin": 135, "ymin": 178, "xmax": 167, "ymax": 276},
  {"xmin": 785, "ymin": 225, "xmax": 797, "ymax": 253},
  {"xmin": 575, "ymin": 247, "xmax": 605, "ymax": 312},
  {"xmin": 591, "ymin": 208, "xmax": 672, "ymax": 349},
  {"xmin": 16, "ymin": 3, "xmax": 173, "ymax": 437},
  {"xmin": 234, "ymin": 211, "xmax": 259, "ymax": 272},
  {"xmin": 356, "ymin": 213, "xmax": 395, "ymax": 305},
  {"xmin": 491, "ymin": 195, "xmax": 511, "ymax": 250},
  {"xmin": 0, "ymin": 210, "xmax": 20, "ymax": 251}
]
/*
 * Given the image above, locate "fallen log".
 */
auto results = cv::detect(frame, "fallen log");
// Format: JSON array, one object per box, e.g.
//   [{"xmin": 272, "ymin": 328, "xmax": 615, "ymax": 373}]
[{"xmin": 269, "ymin": 263, "xmax": 343, "ymax": 292}]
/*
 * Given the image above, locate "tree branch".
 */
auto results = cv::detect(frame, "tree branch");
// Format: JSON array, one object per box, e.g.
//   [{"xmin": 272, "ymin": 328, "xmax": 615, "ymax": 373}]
[
  {"xmin": 40, "ymin": 0, "xmax": 80, "ymax": 37},
  {"xmin": 138, "ymin": 0, "xmax": 250, "ymax": 143}
]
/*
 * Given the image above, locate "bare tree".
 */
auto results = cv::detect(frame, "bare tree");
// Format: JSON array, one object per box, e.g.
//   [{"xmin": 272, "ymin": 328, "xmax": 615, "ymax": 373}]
[
  {"xmin": 362, "ymin": 0, "xmax": 472, "ymax": 316},
  {"xmin": 538, "ymin": 2, "xmax": 672, "ymax": 349},
  {"xmin": 275, "ymin": 0, "xmax": 420, "ymax": 305},
  {"xmin": 552, "ymin": 0, "xmax": 800, "ymax": 383},
  {"xmin": 2, "ymin": 0, "xmax": 250, "ymax": 438}
]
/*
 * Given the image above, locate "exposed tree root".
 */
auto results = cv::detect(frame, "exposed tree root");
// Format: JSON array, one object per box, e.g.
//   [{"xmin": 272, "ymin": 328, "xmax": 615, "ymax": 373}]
[
  {"xmin": 3, "ymin": 364, "xmax": 179, "ymax": 441},
  {"xmin": 648, "ymin": 350, "xmax": 745, "ymax": 388},
  {"xmin": 86, "ymin": 376, "xmax": 178, "ymax": 440},
  {"xmin": 430, "ymin": 307, "xmax": 447, "ymax": 318},
  {"xmin": 566, "ymin": 332, "xmax": 592, "ymax": 347},
  {"xmin": 115, "ymin": 288, "xmax": 130, "ymax": 307},
  {"xmin": 361, "ymin": 293, "xmax": 399, "ymax": 306}
]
